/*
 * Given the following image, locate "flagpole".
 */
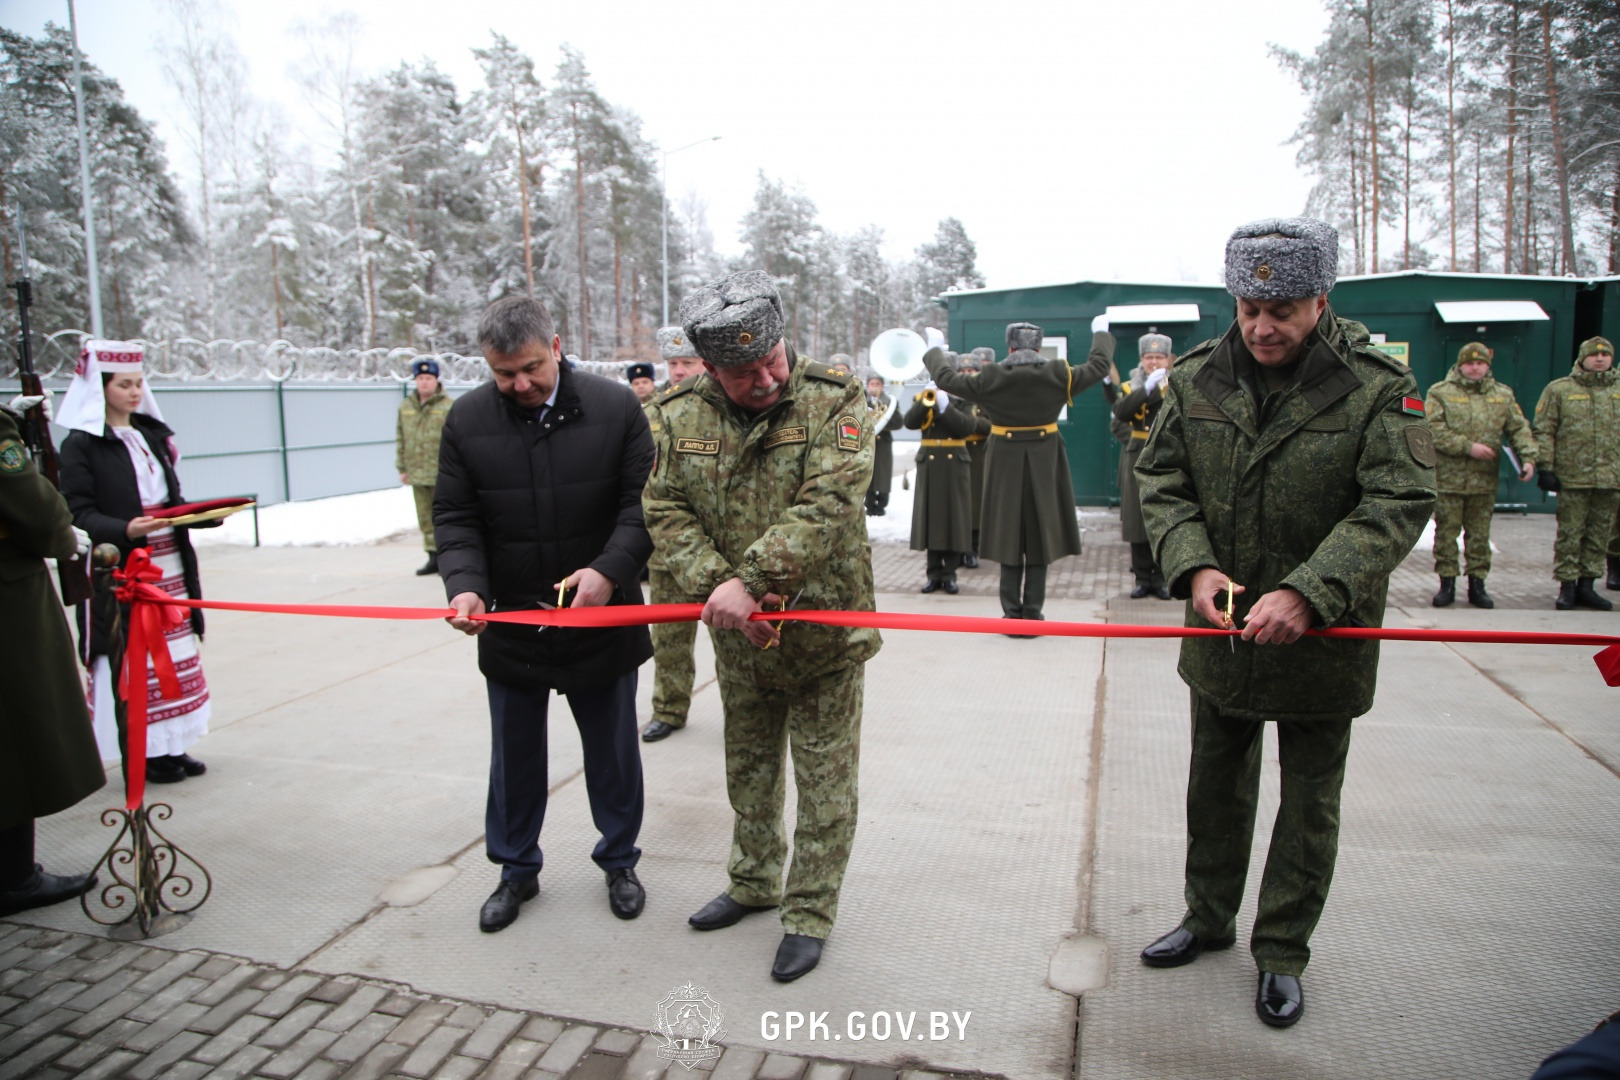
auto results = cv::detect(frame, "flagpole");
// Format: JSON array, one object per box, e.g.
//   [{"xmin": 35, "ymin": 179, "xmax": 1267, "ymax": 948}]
[{"xmin": 67, "ymin": 0, "xmax": 104, "ymax": 338}]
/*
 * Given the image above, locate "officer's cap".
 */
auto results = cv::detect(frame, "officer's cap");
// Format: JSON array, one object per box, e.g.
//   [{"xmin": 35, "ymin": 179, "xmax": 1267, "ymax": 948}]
[
  {"xmin": 656, "ymin": 326, "xmax": 699, "ymax": 362},
  {"xmin": 1006, "ymin": 322, "xmax": 1043, "ymax": 352},
  {"xmin": 1138, "ymin": 332, "xmax": 1173, "ymax": 358},
  {"xmin": 1224, "ymin": 217, "xmax": 1338, "ymax": 300},
  {"xmin": 410, "ymin": 358, "xmax": 440, "ymax": 378},
  {"xmin": 679, "ymin": 270, "xmax": 784, "ymax": 368},
  {"xmin": 626, "ymin": 362, "xmax": 655, "ymax": 383}
]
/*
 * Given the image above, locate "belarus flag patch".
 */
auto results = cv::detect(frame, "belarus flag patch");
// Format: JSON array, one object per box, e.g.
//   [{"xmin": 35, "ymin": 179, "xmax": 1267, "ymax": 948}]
[{"xmin": 1401, "ymin": 396, "xmax": 1425, "ymax": 416}]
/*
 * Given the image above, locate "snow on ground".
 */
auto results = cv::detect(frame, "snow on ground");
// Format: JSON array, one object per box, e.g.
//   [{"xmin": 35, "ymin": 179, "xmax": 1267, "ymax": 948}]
[
  {"xmin": 1411, "ymin": 516, "xmax": 1498, "ymax": 555},
  {"xmin": 190, "ymin": 485, "xmax": 418, "ymax": 547}
]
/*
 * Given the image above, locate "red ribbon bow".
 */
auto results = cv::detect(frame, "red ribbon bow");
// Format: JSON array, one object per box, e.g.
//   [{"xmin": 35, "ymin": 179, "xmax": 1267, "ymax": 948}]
[{"xmin": 113, "ymin": 549, "xmax": 188, "ymax": 809}]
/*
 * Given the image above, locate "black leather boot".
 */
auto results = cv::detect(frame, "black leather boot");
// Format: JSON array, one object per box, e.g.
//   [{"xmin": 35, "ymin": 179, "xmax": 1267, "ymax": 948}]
[
  {"xmin": 1556, "ymin": 581, "xmax": 1578, "ymax": 610},
  {"xmin": 1608, "ymin": 557, "xmax": 1620, "ymax": 591},
  {"xmin": 1432, "ymin": 576, "xmax": 1455, "ymax": 607},
  {"xmin": 1576, "ymin": 578, "xmax": 1614, "ymax": 611},
  {"xmin": 1466, "ymin": 576, "xmax": 1494, "ymax": 609}
]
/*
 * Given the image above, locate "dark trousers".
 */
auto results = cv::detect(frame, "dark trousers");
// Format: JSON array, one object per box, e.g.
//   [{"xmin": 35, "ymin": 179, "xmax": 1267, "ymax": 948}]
[
  {"xmin": 998, "ymin": 561, "xmax": 1047, "ymax": 618},
  {"xmin": 926, "ymin": 550, "xmax": 962, "ymax": 583},
  {"xmin": 1129, "ymin": 542, "xmax": 1166, "ymax": 589},
  {"xmin": 0, "ymin": 820, "xmax": 34, "ymax": 890},
  {"xmin": 485, "ymin": 672, "xmax": 643, "ymax": 883},
  {"xmin": 1181, "ymin": 692, "xmax": 1353, "ymax": 976}
]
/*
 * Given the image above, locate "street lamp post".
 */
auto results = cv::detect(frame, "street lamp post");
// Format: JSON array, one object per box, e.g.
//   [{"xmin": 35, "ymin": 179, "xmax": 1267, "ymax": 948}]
[{"xmin": 661, "ymin": 136, "xmax": 721, "ymax": 326}]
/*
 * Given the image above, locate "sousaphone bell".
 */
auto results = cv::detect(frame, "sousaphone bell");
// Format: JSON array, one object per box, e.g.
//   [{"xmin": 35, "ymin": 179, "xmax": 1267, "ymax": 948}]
[{"xmin": 867, "ymin": 327, "xmax": 928, "ymax": 384}]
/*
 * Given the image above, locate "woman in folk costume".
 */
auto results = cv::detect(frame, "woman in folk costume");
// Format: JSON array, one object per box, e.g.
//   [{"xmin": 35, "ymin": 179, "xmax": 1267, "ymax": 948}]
[{"xmin": 58, "ymin": 340, "xmax": 215, "ymax": 785}]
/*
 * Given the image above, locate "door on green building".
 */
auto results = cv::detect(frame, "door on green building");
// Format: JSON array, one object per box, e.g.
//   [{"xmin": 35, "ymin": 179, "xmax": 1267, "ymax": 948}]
[{"xmin": 1437, "ymin": 334, "xmax": 1536, "ymax": 507}]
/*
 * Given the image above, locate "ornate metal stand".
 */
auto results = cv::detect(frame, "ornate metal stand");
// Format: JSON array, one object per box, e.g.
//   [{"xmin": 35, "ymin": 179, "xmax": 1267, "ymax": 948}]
[{"xmin": 79, "ymin": 544, "xmax": 211, "ymax": 939}]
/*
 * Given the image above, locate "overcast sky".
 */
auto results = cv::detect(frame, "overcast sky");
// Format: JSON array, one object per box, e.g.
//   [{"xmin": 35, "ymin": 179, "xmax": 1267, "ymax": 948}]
[{"xmin": 8, "ymin": 0, "xmax": 1331, "ymax": 289}]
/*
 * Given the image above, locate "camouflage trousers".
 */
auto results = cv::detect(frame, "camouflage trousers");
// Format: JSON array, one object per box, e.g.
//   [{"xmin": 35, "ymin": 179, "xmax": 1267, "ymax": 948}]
[
  {"xmin": 1181, "ymin": 692, "xmax": 1353, "ymax": 977},
  {"xmin": 1553, "ymin": 488, "xmax": 1620, "ymax": 581},
  {"xmin": 647, "ymin": 567, "xmax": 697, "ymax": 728},
  {"xmin": 715, "ymin": 664, "xmax": 863, "ymax": 939},
  {"xmin": 1609, "ymin": 501, "xmax": 1620, "ymax": 560},
  {"xmin": 1432, "ymin": 493, "xmax": 1495, "ymax": 579},
  {"xmin": 412, "ymin": 485, "xmax": 436, "ymax": 552}
]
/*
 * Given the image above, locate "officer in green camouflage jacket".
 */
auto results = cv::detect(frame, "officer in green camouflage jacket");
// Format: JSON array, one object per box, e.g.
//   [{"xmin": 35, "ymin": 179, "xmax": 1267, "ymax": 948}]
[
  {"xmin": 1135, "ymin": 217, "xmax": 1436, "ymax": 1030},
  {"xmin": 396, "ymin": 359, "xmax": 453, "ymax": 576},
  {"xmin": 640, "ymin": 327, "xmax": 709, "ymax": 744},
  {"xmin": 1424, "ymin": 342, "xmax": 1537, "ymax": 609},
  {"xmin": 642, "ymin": 271, "xmax": 879, "ymax": 983},
  {"xmin": 1534, "ymin": 335, "xmax": 1619, "ymax": 611}
]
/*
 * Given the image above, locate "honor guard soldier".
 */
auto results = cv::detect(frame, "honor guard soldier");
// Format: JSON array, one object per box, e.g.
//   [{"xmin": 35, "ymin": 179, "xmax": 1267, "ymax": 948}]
[
  {"xmin": 927, "ymin": 321, "xmax": 1113, "ymax": 630},
  {"xmin": 1112, "ymin": 332, "xmax": 1175, "ymax": 599},
  {"xmin": 397, "ymin": 358, "xmax": 453, "ymax": 576},
  {"xmin": 627, "ymin": 361, "xmax": 657, "ymax": 404},
  {"xmin": 1135, "ymin": 217, "xmax": 1436, "ymax": 1028},
  {"xmin": 641, "ymin": 327, "xmax": 707, "ymax": 744},
  {"xmin": 864, "ymin": 373, "xmax": 903, "ymax": 516},
  {"xmin": 1424, "ymin": 342, "xmax": 1537, "ymax": 608},
  {"xmin": 960, "ymin": 348, "xmax": 995, "ymax": 566},
  {"xmin": 1534, "ymin": 335, "xmax": 1620, "ymax": 610},
  {"xmin": 904, "ymin": 365, "xmax": 978, "ymax": 593},
  {"xmin": 643, "ymin": 270, "xmax": 879, "ymax": 982}
]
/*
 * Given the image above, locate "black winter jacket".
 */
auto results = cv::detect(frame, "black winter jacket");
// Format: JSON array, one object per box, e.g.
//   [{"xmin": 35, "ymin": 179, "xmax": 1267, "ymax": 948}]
[
  {"xmin": 59, "ymin": 413, "xmax": 209, "ymax": 658},
  {"xmin": 434, "ymin": 364, "xmax": 655, "ymax": 691}
]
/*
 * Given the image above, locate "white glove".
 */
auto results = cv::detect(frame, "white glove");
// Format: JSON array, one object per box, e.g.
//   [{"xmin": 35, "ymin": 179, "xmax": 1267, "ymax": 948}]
[
  {"xmin": 1091, "ymin": 314, "xmax": 1110, "ymax": 334},
  {"xmin": 7, "ymin": 391, "xmax": 51, "ymax": 421},
  {"xmin": 923, "ymin": 327, "xmax": 946, "ymax": 350},
  {"xmin": 1144, "ymin": 367, "xmax": 1168, "ymax": 393},
  {"xmin": 934, "ymin": 388, "xmax": 950, "ymax": 412},
  {"xmin": 71, "ymin": 526, "xmax": 91, "ymax": 557}
]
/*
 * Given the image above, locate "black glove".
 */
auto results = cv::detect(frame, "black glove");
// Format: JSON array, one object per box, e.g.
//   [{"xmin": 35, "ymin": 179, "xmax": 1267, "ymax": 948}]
[{"xmin": 1536, "ymin": 469, "xmax": 1561, "ymax": 493}]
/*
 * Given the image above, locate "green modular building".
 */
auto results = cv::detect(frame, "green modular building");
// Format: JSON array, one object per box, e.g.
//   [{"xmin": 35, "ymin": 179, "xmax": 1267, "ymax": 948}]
[{"xmin": 943, "ymin": 272, "xmax": 1620, "ymax": 511}]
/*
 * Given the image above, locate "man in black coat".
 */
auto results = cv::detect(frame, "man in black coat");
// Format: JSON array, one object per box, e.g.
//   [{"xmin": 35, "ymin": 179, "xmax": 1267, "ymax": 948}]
[{"xmin": 437, "ymin": 296, "xmax": 657, "ymax": 933}]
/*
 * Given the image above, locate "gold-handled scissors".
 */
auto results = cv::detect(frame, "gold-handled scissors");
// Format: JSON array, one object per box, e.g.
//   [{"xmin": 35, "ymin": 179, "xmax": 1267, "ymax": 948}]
[
  {"xmin": 1224, "ymin": 580, "xmax": 1236, "ymax": 652},
  {"xmin": 762, "ymin": 587, "xmax": 805, "ymax": 650},
  {"xmin": 557, "ymin": 579, "xmax": 570, "ymax": 610}
]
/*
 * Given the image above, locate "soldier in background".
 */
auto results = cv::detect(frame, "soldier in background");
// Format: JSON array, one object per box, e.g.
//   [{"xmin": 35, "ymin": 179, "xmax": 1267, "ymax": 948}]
[
  {"xmin": 1424, "ymin": 342, "xmax": 1537, "ymax": 609},
  {"xmin": 864, "ymin": 374, "xmax": 903, "ymax": 516},
  {"xmin": 0, "ymin": 400, "xmax": 104, "ymax": 918},
  {"xmin": 1112, "ymin": 332, "xmax": 1174, "ymax": 599},
  {"xmin": 1136, "ymin": 217, "xmax": 1435, "ymax": 1029},
  {"xmin": 1609, "ymin": 503, "xmax": 1620, "ymax": 590},
  {"xmin": 1535, "ymin": 335, "xmax": 1619, "ymax": 611},
  {"xmin": 927, "ymin": 320, "xmax": 1113, "ymax": 632},
  {"xmin": 904, "ymin": 371, "xmax": 978, "ymax": 593},
  {"xmin": 644, "ymin": 271, "xmax": 879, "ymax": 982},
  {"xmin": 627, "ymin": 362, "xmax": 657, "ymax": 404},
  {"xmin": 961, "ymin": 348, "xmax": 996, "ymax": 567},
  {"xmin": 642, "ymin": 327, "xmax": 707, "ymax": 744},
  {"xmin": 397, "ymin": 358, "xmax": 453, "ymax": 576}
]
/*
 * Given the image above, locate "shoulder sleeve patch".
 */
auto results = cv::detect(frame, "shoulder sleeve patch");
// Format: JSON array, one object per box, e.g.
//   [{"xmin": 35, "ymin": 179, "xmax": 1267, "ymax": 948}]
[
  {"xmin": 1401, "ymin": 396, "xmax": 1425, "ymax": 416},
  {"xmin": 0, "ymin": 439, "xmax": 27, "ymax": 474},
  {"xmin": 836, "ymin": 415, "xmax": 862, "ymax": 451},
  {"xmin": 1406, "ymin": 425, "xmax": 1437, "ymax": 467}
]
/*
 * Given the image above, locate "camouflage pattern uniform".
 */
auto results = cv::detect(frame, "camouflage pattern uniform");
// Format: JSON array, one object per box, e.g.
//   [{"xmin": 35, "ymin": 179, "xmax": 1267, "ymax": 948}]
[
  {"xmin": 642, "ymin": 351, "xmax": 879, "ymax": 939},
  {"xmin": 396, "ymin": 388, "xmax": 453, "ymax": 552},
  {"xmin": 1137, "ymin": 305, "xmax": 1436, "ymax": 975},
  {"xmin": 643, "ymin": 392, "xmax": 699, "ymax": 732},
  {"xmin": 1424, "ymin": 346, "xmax": 1537, "ymax": 581},
  {"xmin": 1533, "ymin": 344, "xmax": 1620, "ymax": 584}
]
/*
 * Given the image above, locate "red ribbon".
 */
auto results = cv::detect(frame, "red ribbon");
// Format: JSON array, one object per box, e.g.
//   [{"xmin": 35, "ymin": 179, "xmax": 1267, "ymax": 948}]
[{"xmin": 113, "ymin": 549, "xmax": 188, "ymax": 809}]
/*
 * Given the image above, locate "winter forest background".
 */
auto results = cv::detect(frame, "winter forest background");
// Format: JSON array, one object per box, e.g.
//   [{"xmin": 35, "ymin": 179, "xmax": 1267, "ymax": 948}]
[{"xmin": 3, "ymin": 0, "xmax": 1619, "ymax": 372}]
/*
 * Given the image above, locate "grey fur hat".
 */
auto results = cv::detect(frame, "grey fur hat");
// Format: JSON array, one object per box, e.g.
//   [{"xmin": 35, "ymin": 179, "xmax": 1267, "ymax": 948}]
[
  {"xmin": 1223, "ymin": 217, "xmax": 1338, "ymax": 300},
  {"xmin": 678, "ymin": 270, "xmax": 784, "ymax": 368},
  {"xmin": 656, "ymin": 325, "xmax": 699, "ymax": 361},
  {"xmin": 1138, "ymin": 332, "xmax": 1173, "ymax": 357},
  {"xmin": 1006, "ymin": 322, "xmax": 1043, "ymax": 352}
]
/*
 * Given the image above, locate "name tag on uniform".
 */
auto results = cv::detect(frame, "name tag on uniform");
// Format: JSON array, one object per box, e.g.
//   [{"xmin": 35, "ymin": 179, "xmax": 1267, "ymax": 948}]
[
  {"xmin": 1186, "ymin": 400, "xmax": 1231, "ymax": 422},
  {"xmin": 1568, "ymin": 394, "xmax": 1591, "ymax": 401},
  {"xmin": 763, "ymin": 425, "xmax": 808, "ymax": 450},
  {"xmin": 1301, "ymin": 412, "xmax": 1348, "ymax": 432},
  {"xmin": 675, "ymin": 437, "xmax": 720, "ymax": 455}
]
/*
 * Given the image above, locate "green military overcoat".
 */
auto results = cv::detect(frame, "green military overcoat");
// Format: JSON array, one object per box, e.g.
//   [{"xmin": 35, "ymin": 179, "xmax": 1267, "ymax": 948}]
[
  {"xmin": 868, "ymin": 393, "xmax": 903, "ymax": 499},
  {"xmin": 904, "ymin": 392, "xmax": 977, "ymax": 553},
  {"xmin": 1136, "ymin": 309, "xmax": 1436, "ymax": 720},
  {"xmin": 1110, "ymin": 366, "xmax": 1169, "ymax": 545},
  {"xmin": 395, "ymin": 388, "xmax": 452, "ymax": 485},
  {"xmin": 927, "ymin": 333, "xmax": 1112, "ymax": 565},
  {"xmin": 642, "ymin": 351, "xmax": 881, "ymax": 689},
  {"xmin": 0, "ymin": 409, "xmax": 106, "ymax": 829},
  {"xmin": 1425, "ymin": 367, "xmax": 1537, "ymax": 495},
  {"xmin": 1533, "ymin": 358, "xmax": 1620, "ymax": 489},
  {"xmin": 965, "ymin": 402, "xmax": 991, "ymax": 530}
]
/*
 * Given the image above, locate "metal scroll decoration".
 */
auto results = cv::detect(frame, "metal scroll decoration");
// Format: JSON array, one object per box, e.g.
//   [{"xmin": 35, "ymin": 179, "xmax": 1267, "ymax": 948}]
[{"xmin": 81, "ymin": 803, "xmax": 212, "ymax": 940}]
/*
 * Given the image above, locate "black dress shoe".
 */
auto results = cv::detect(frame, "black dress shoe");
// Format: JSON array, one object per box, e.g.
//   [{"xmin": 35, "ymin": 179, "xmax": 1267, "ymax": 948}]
[
  {"xmin": 963, "ymin": 553, "xmax": 979, "ymax": 569},
  {"xmin": 606, "ymin": 867, "xmax": 644, "ymax": 920},
  {"xmin": 0, "ymin": 866, "xmax": 98, "ymax": 918},
  {"xmin": 771, "ymin": 934, "xmax": 824, "ymax": 982},
  {"xmin": 688, "ymin": 892, "xmax": 774, "ymax": 930},
  {"xmin": 1256, "ymin": 971, "xmax": 1304, "ymax": 1027},
  {"xmin": 1140, "ymin": 925, "xmax": 1236, "ymax": 968},
  {"xmin": 1130, "ymin": 583, "xmax": 1151, "ymax": 599},
  {"xmin": 1153, "ymin": 584, "xmax": 1172, "ymax": 600},
  {"xmin": 479, "ymin": 877, "xmax": 538, "ymax": 933},
  {"xmin": 642, "ymin": 720, "xmax": 679, "ymax": 743},
  {"xmin": 942, "ymin": 579, "xmax": 959, "ymax": 595},
  {"xmin": 145, "ymin": 755, "xmax": 187, "ymax": 784},
  {"xmin": 176, "ymin": 753, "xmax": 207, "ymax": 776},
  {"xmin": 920, "ymin": 579, "xmax": 941, "ymax": 594}
]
